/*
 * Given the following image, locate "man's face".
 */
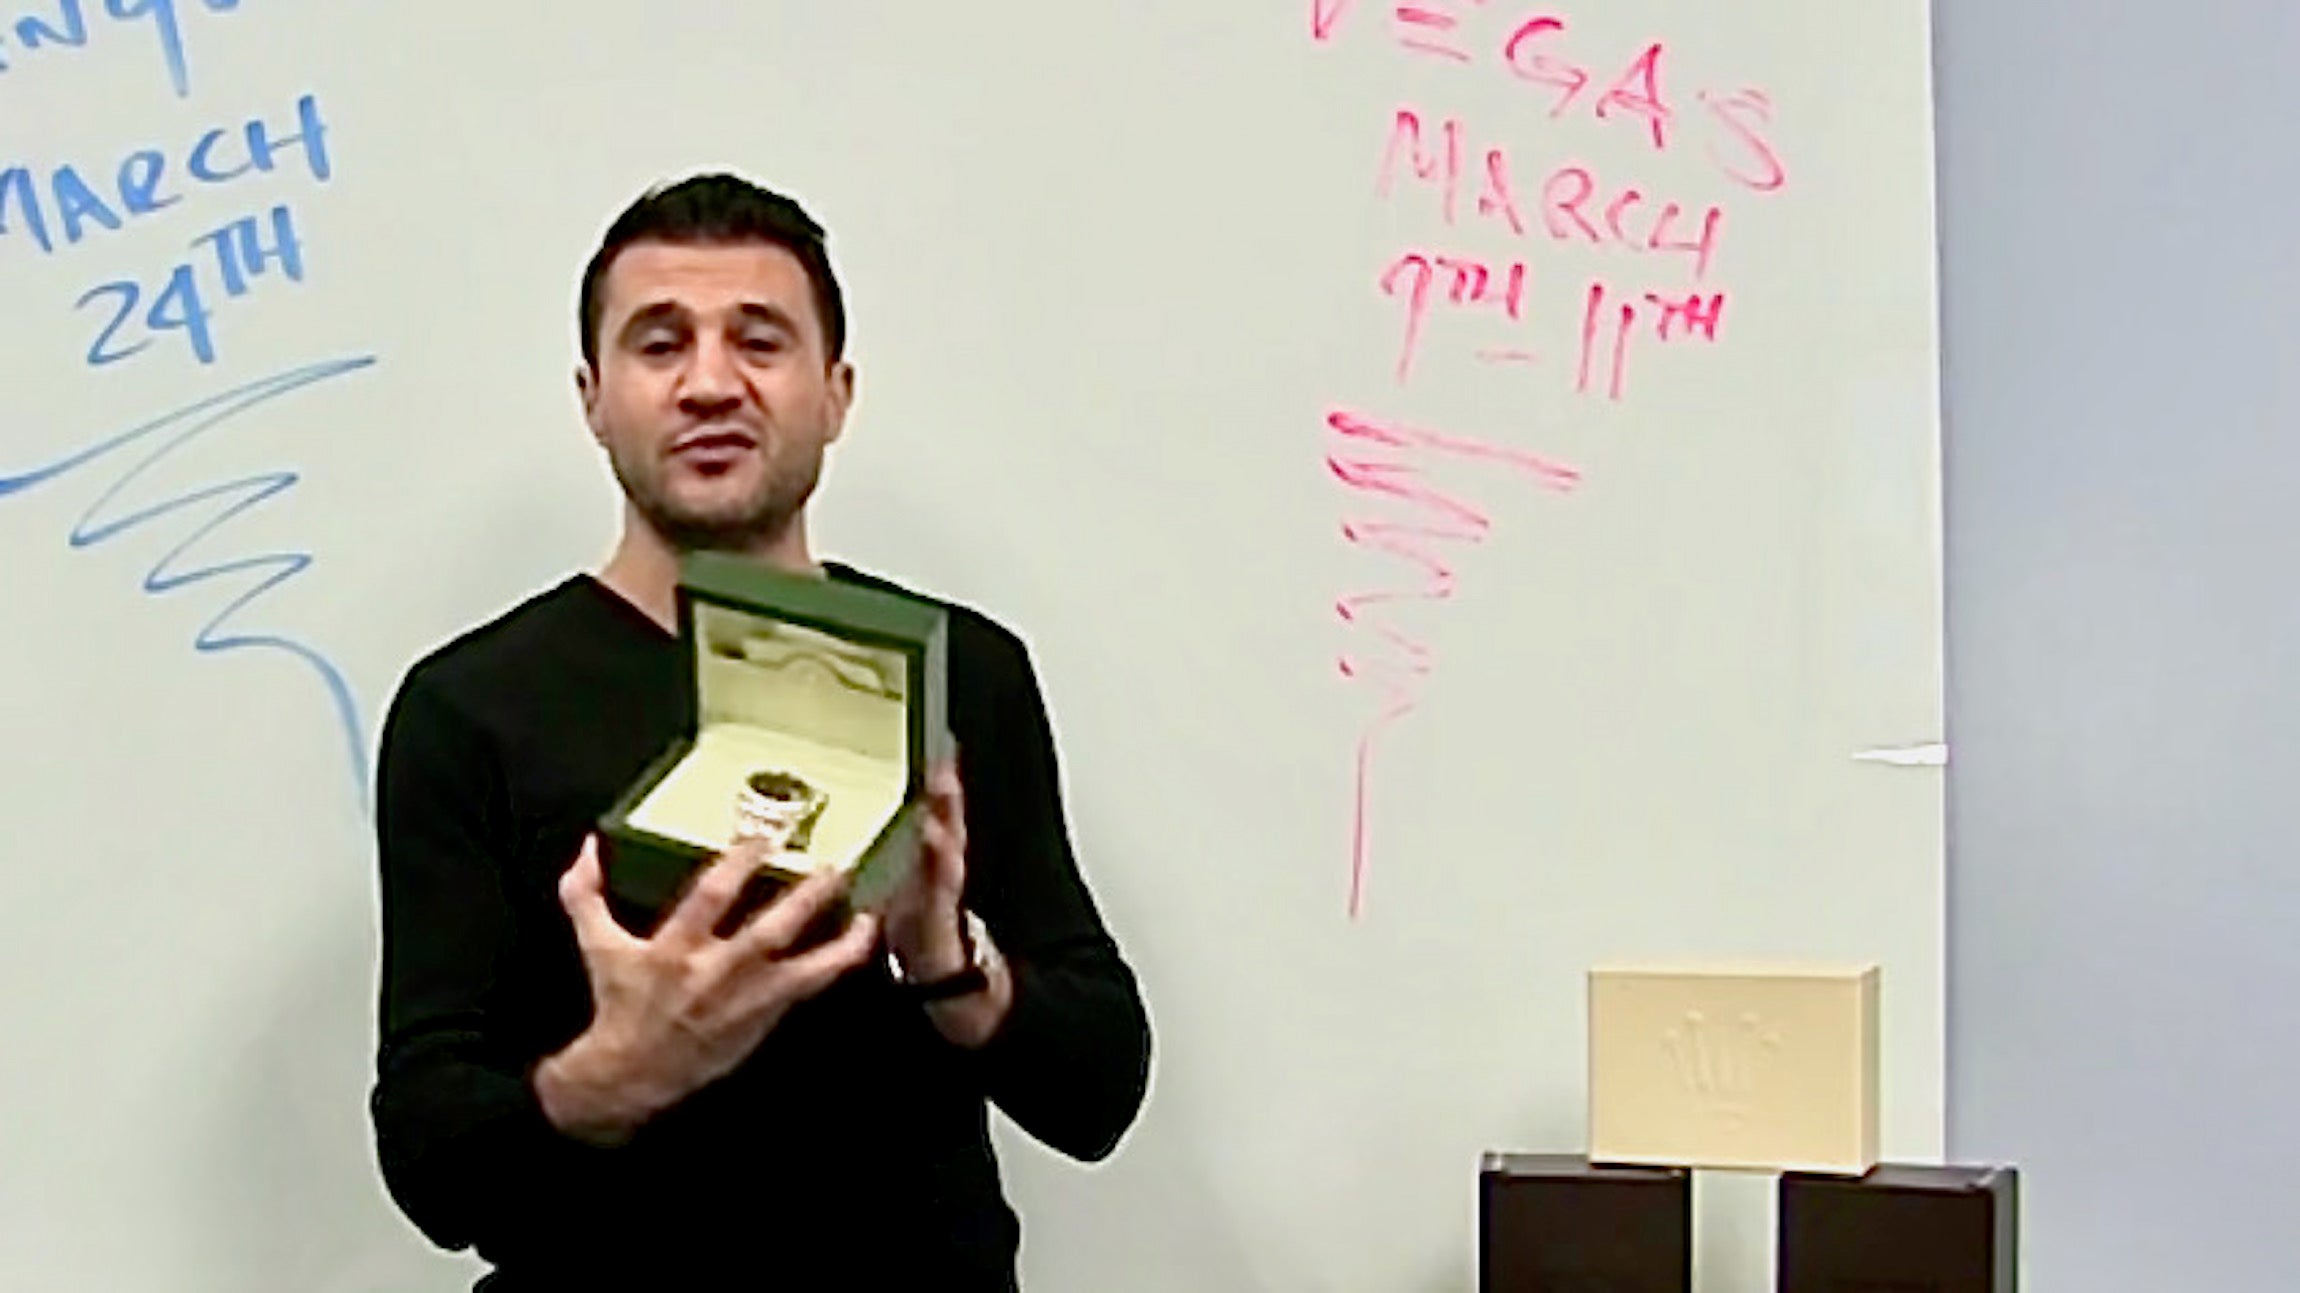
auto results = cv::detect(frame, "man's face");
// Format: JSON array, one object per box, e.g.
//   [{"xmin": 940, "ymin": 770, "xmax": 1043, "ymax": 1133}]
[{"xmin": 578, "ymin": 240, "xmax": 853, "ymax": 553}]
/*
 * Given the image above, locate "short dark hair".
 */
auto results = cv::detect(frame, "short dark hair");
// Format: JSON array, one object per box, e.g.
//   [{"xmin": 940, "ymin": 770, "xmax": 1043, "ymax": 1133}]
[{"xmin": 577, "ymin": 173, "xmax": 847, "ymax": 369}]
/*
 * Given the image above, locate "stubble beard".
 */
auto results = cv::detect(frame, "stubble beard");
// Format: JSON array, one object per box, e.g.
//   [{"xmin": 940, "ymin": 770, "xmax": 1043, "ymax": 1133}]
[{"xmin": 612, "ymin": 438, "xmax": 825, "ymax": 556}]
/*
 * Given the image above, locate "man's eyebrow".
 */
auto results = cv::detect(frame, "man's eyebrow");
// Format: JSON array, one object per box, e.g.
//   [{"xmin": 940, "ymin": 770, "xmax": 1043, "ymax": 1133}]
[
  {"xmin": 735, "ymin": 302, "xmax": 800, "ymax": 333},
  {"xmin": 618, "ymin": 301, "xmax": 688, "ymax": 338},
  {"xmin": 617, "ymin": 300, "xmax": 804, "ymax": 343}
]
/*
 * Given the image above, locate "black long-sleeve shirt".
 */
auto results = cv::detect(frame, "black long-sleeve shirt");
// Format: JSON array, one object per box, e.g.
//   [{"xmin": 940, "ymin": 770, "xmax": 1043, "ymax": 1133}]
[{"xmin": 369, "ymin": 565, "xmax": 1151, "ymax": 1291}]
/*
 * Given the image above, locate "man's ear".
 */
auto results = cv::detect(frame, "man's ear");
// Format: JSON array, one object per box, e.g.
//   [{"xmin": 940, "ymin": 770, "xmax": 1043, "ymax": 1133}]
[
  {"xmin": 824, "ymin": 360, "xmax": 856, "ymax": 444},
  {"xmin": 575, "ymin": 363, "xmax": 603, "ymax": 443}
]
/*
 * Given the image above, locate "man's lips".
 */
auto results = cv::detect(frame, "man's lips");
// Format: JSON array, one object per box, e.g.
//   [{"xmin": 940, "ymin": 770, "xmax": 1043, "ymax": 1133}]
[{"xmin": 671, "ymin": 428, "xmax": 759, "ymax": 456}]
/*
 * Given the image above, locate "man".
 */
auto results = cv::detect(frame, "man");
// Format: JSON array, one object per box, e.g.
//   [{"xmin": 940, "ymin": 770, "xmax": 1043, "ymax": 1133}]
[{"xmin": 369, "ymin": 173, "xmax": 1152, "ymax": 1290}]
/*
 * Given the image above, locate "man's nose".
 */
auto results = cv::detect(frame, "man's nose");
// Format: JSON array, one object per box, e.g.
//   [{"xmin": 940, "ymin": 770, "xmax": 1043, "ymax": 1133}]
[{"xmin": 678, "ymin": 336, "xmax": 743, "ymax": 411}]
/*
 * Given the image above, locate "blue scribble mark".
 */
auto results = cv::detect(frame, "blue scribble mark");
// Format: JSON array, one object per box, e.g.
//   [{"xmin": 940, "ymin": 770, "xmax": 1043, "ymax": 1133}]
[{"xmin": 0, "ymin": 353, "xmax": 379, "ymax": 805}]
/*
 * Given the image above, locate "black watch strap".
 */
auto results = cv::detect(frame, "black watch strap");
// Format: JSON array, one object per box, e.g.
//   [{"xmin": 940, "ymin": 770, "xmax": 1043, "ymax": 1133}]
[
  {"xmin": 903, "ymin": 962, "xmax": 989, "ymax": 1001},
  {"xmin": 892, "ymin": 911, "xmax": 991, "ymax": 1001}
]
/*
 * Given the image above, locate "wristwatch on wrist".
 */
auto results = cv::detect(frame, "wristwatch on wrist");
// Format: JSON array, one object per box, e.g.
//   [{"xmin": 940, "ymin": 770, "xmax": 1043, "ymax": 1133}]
[{"xmin": 890, "ymin": 909, "xmax": 994, "ymax": 1001}]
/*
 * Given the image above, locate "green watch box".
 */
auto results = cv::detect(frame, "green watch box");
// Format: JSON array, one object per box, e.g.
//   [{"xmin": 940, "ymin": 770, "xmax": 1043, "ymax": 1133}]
[{"xmin": 598, "ymin": 552, "xmax": 951, "ymax": 933}]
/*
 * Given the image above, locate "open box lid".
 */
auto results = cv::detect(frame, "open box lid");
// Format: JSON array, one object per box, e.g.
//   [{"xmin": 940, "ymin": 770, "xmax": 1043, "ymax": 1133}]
[{"xmin": 677, "ymin": 552, "xmax": 949, "ymax": 768}]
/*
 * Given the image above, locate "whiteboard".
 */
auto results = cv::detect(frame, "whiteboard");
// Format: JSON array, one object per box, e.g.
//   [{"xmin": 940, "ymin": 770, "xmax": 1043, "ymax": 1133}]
[{"xmin": 0, "ymin": 4, "xmax": 1943, "ymax": 1291}]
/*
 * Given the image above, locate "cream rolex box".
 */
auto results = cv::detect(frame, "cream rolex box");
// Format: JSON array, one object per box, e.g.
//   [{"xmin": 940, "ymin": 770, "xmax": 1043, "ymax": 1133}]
[{"xmin": 1587, "ymin": 961, "xmax": 1881, "ymax": 1175}]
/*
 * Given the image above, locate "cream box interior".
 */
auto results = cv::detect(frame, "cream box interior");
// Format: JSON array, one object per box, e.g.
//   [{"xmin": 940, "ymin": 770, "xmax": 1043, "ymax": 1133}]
[{"xmin": 621, "ymin": 599, "xmax": 911, "ymax": 878}]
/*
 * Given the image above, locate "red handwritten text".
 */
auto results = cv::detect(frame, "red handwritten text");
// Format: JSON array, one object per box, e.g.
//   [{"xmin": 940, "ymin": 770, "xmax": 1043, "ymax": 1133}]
[
  {"xmin": 1319, "ymin": 4, "xmax": 1789, "ymax": 191},
  {"xmin": 1380, "ymin": 249, "xmax": 1530, "ymax": 382},
  {"xmin": 1382, "ymin": 109, "xmax": 1723, "ymax": 279},
  {"xmin": 1576, "ymin": 281, "xmax": 1728, "ymax": 400},
  {"xmin": 1696, "ymin": 88, "xmax": 1785, "ymax": 192}
]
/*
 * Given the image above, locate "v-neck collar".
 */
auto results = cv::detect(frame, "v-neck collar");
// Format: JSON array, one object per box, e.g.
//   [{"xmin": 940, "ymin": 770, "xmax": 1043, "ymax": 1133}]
[{"xmin": 572, "ymin": 560, "xmax": 864, "ymax": 643}]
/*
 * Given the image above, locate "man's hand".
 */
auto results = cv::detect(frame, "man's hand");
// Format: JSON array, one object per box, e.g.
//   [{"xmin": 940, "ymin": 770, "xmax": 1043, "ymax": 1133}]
[
  {"xmin": 883, "ymin": 755, "xmax": 1014, "ymax": 1048},
  {"xmin": 884, "ymin": 758, "xmax": 970, "ymax": 978},
  {"xmin": 534, "ymin": 836, "xmax": 880, "ymax": 1146}
]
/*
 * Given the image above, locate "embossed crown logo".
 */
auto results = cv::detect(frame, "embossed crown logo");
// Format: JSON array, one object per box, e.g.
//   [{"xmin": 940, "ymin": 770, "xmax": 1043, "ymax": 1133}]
[{"xmin": 1662, "ymin": 1010, "xmax": 1784, "ymax": 1124}]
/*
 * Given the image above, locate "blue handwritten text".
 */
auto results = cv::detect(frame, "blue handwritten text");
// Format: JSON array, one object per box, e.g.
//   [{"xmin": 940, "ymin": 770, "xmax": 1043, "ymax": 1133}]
[
  {"xmin": 0, "ymin": 0, "xmax": 246, "ymax": 99},
  {"xmin": 1, "ymin": 91, "xmax": 326, "ymax": 257},
  {"xmin": 79, "ymin": 202, "xmax": 307, "ymax": 366}
]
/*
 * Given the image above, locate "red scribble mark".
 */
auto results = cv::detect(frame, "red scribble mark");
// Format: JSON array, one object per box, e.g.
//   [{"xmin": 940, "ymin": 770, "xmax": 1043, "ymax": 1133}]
[
  {"xmin": 1502, "ymin": 15, "xmax": 1586, "ymax": 115},
  {"xmin": 1476, "ymin": 347, "xmax": 1540, "ymax": 365},
  {"xmin": 1595, "ymin": 42, "xmax": 1672, "ymax": 150},
  {"xmin": 1394, "ymin": 3, "xmax": 1473, "ymax": 62},
  {"xmin": 1380, "ymin": 250, "xmax": 1529, "ymax": 382},
  {"xmin": 1327, "ymin": 407, "xmax": 1580, "ymax": 916},
  {"xmin": 1379, "ymin": 108, "xmax": 1461, "ymax": 225},
  {"xmin": 1312, "ymin": 0, "xmax": 1354, "ymax": 41},
  {"xmin": 1700, "ymin": 88, "xmax": 1787, "ymax": 191}
]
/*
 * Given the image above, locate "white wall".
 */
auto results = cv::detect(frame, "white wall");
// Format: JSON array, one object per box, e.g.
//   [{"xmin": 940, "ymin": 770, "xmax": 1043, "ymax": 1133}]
[{"xmin": 1938, "ymin": 2, "xmax": 2300, "ymax": 1288}]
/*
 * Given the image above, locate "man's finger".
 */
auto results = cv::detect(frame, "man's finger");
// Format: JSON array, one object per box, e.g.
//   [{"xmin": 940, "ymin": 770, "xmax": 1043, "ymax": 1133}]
[
  {"xmin": 927, "ymin": 763, "xmax": 967, "ymax": 851},
  {"xmin": 928, "ymin": 759, "xmax": 963, "ymax": 811},
  {"xmin": 658, "ymin": 840, "xmax": 771, "ymax": 946},
  {"xmin": 558, "ymin": 836, "xmax": 633, "ymax": 952},
  {"xmin": 922, "ymin": 812, "xmax": 959, "ymax": 864},
  {"xmin": 925, "ymin": 807, "xmax": 969, "ymax": 878},
  {"xmin": 731, "ymin": 864, "xmax": 853, "ymax": 959},
  {"xmin": 769, "ymin": 911, "xmax": 882, "ymax": 1002}
]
